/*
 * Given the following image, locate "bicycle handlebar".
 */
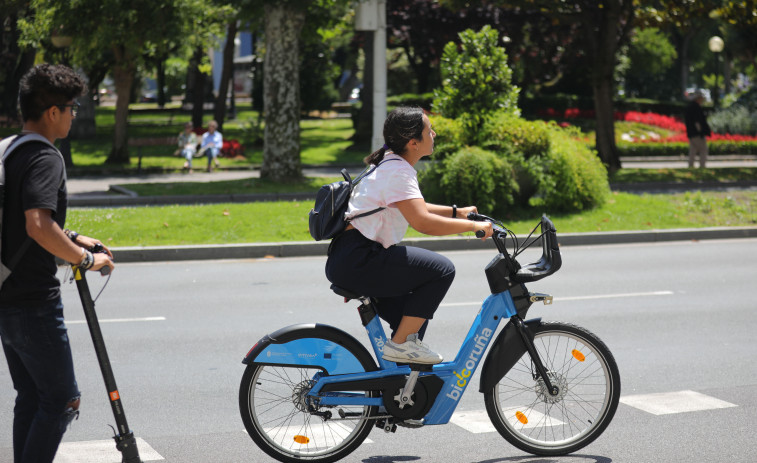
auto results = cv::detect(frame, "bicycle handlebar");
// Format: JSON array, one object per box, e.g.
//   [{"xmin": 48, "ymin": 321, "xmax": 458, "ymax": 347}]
[
  {"xmin": 468, "ymin": 213, "xmax": 562, "ymax": 283},
  {"xmin": 90, "ymin": 244, "xmax": 111, "ymax": 276}
]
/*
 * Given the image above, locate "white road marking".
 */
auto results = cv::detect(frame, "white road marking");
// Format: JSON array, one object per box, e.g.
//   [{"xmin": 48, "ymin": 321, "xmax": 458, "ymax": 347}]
[
  {"xmin": 54, "ymin": 438, "xmax": 163, "ymax": 462},
  {"xmin": 620, "ymin": 390, "xmax": 737, "ymax": 415},
  {"xmin": 67, "ymin": 317, "xmax": 166, "ymax": 325},
  {"xmin": 249, "ymin": 424, "xmax": 374, "ymax": 444},
  {"xmin": 441, "ymin": 290, "xmax": 674, "ymax": 307},
  {"xmin": 451, "ymin": 408, "xmax": 565, "ymax": 434}
]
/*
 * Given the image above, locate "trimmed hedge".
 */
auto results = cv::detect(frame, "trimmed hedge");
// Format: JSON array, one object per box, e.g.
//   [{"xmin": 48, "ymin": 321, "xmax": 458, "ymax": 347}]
[
  {"xmin": 618, "ymin": 141, "xmax": 757, "ymax": 157},
  {"xmin": 422, "ymin": 111, "xmax": 610, "ymax": 214},
  {"xmin": 419, "ymin": 147, "xmax": 519, "ymax": 215}
]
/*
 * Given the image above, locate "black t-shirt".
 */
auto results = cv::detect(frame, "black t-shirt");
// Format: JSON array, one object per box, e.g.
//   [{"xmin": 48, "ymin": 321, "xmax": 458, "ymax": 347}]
[{"xmin": 0, "ymin": 140, "xmax": 67, "ymax": 304}]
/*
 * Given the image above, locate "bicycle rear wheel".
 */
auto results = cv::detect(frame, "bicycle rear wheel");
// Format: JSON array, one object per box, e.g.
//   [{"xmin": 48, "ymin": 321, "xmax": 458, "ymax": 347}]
[
  {"xmin": 484, "ymin": 321, "xmax": 620, "ymax": 456},
  {"xmin": 240, "ymin": 362, "xmax": 377, "ymax": 463}
]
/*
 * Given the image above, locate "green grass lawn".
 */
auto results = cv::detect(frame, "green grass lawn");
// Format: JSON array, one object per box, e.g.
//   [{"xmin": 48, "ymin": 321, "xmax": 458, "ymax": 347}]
[
  {"xmin": 66, "ymin": 190, "xmax": 757, "ymax": 248},
  {"xmin": 68, "ymin": 106, "xmax": 366, "ymax": 169}
]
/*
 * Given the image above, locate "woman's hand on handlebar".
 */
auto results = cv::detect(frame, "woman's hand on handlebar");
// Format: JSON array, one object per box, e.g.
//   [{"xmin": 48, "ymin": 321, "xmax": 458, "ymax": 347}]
[
  {"xmin": 457, "ymin": 205, "xmax": 478, "ymax": 218},
  {"xmin": 472, "ymin": 221, "xmax": 493, "ymax": 240}
]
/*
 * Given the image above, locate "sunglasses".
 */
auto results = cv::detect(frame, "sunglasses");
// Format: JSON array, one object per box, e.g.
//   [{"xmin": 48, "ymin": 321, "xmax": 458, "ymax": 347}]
[{"xmin": 56, "ymin": 102, "xmax": 80, "ymax": 117}]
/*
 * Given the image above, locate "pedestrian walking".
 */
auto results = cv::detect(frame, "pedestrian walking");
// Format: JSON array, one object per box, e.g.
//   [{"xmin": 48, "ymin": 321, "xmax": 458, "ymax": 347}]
[
  {"xmin": 0, "ymin": 64, "xmax": 114, "ymax": 463},
  {"xmin": 684, "ymin": 91, "xmax": 711, "ymax": 168}
]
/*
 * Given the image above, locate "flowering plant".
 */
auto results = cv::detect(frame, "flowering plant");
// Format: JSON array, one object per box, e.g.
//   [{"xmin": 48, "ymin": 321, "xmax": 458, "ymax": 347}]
[{"xmin": 221, "ymin": 139, "xmax": 244, "ymax": 157}]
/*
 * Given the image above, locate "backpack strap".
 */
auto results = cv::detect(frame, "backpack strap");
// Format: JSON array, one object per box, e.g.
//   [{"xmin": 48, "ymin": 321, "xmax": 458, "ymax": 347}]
[
  {"xmin": 345, "ymin": 157, "xmax": 403, "ymax": 223},
  {"xmin": 1, "ymin": 133, "xmax": 65, "ymax": 273}
]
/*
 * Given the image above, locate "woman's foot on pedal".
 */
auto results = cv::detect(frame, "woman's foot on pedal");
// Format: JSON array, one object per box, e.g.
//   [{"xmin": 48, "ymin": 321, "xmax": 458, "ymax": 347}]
[{"xmin": 382, "ymin": 334, "xmax": 442, "ymax": 364}]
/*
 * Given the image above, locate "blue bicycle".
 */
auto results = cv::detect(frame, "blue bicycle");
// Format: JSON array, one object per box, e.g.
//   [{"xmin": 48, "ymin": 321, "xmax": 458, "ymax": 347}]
[{"xmin": 239, "ymin": 215, "xmax": 620, "ymax": 462}]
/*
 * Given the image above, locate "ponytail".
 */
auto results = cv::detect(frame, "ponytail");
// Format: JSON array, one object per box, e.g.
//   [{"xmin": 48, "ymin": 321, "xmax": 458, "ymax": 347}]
[{"xmin": 364, "ymin": 144, "xmax": 389, "ymax": 166}]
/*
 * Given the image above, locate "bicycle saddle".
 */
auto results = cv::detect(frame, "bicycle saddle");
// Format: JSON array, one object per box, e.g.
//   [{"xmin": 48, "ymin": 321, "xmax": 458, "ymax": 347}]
[{"xmin": 330, "ymin": 284, "xmax": 363, "ymax": 301}]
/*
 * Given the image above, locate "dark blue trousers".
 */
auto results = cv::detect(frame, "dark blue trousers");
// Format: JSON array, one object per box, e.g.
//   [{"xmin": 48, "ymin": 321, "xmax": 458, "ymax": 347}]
[
  {"xmin": 0, "ymin": 298, "xmax": 80, "ymax": 463},
  {"xmin": 326, "ymin": 229, "xmax": 455, "ymax": 339}
]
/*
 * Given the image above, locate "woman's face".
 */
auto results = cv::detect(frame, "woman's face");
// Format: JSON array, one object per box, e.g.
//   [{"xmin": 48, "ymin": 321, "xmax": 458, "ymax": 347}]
[{"xmin": 415, "ymin": 115, "xmax": 435, "ymax": 157}]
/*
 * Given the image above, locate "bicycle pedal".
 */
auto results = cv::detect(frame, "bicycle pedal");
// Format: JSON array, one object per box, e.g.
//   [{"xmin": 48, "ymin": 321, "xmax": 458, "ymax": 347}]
[{"xmin": 397, "ymin": 419, "xmax": 424, "ymax": 429}]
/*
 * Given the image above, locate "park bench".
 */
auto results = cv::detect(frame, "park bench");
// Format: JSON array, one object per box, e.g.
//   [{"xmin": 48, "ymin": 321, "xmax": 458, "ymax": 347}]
[{"xmin": 127, "ymin": 136, "xmax": 178, "ymax": 172}]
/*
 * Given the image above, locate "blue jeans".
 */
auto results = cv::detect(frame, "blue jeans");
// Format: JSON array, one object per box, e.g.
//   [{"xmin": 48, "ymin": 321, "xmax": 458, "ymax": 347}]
[
  {"xmin": 0, "ymin": 298, "xmax": 80, "ymax": 463},
  {"xmin": 205, "ymin": 146, "xmax": 220, "ymax": 163}
]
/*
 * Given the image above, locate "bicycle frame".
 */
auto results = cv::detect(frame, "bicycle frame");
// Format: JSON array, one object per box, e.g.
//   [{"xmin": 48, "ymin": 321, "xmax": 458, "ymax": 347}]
[
  {"xmin": 244, "ymin": 216, "xmax": 562, "ymax": 426},
  {"xmin": 309, "ymin": 289, "xmax": 520, "ymax": 425}
]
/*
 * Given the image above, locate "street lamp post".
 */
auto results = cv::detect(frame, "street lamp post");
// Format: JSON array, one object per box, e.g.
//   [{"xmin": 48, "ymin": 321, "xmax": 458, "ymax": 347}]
[{"xmin": 708, "ymin": 36, "xmax": 724, "ymax": 108}]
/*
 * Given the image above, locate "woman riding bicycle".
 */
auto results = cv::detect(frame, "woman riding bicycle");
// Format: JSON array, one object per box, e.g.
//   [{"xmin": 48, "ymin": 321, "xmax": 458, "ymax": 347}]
[{"xmin": 325, "ymin": 106, "xmax": 493, "ymax": 365}]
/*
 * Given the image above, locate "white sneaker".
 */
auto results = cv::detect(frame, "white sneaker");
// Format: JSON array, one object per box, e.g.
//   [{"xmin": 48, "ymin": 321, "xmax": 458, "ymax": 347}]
[{"xmin": 382, "ymin": 334, "xmax": 443, "ymax": 364}]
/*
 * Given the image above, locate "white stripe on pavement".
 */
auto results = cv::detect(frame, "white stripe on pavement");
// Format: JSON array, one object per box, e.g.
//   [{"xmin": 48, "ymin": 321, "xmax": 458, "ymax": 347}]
[
  {"xmin": 440, "ymin": 290, "xmax": 674, "ymax": 307},
  {"xmin": 54, "ymin": 438, "xmax": 163, "ymax": 462},
  {"xmin": 619, "ymin": 390, "xmax": 737, "ymax": 415},
  {"xmin": 67, "ymin": 317, "xmax": 166, "ymax": 325}
]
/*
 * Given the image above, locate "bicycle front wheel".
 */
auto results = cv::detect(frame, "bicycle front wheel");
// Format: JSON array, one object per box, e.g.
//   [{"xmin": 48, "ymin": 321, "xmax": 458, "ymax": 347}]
[
  {"xmin": 240, "ymin": 363, "xmax": 377, "ymax": 463},
  {"xmin": 484, "ymin": 321, "xmax": 620, "ymax": 456}
]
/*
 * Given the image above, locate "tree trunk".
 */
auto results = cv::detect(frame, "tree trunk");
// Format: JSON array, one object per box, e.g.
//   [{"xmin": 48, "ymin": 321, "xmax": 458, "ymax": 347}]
[
  {"xmin": 106, "ymin": 55, "xmax": 134, "ymax": 164},
  {"xmin": 157, "ymin": 57, "xmax": 167, "ymax": 109},
  {"xmin": 261, "ymin": 3, "xmax": 305, "ymax": 180},
  {"xmin": 680, "ymin": 33, "xmax": 692, "ymax": 98},
  {"xmin": 587, "ymin": 5, "xmax": 624, "ymax": 173},
  {"xmin": 353, "ymin": 31, "xmax": 373, "ymax": 145},
  {"xmin": 2, "ymin": 13, "xmax": 35, "ymax": 122},
  {"xmin": 189, "ymin": 46, "xmax": 206, "ymax": 129},
  {"xmin": 214, "ymin": 20, "xmax": 238, "ymax": 132}
]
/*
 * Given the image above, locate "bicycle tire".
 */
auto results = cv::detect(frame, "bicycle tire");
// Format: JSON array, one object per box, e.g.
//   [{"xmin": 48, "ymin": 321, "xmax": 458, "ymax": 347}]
[
  {"xmin": 484, "ymin": 321, "xmax": 620, "ymax": 456},
  {"xmin": 240, "ymin": 335, "xmax": 378, "ymax": 463}
]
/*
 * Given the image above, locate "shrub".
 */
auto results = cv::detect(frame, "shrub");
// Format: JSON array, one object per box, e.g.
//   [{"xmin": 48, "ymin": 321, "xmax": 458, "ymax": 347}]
[
  {"xmin": 478, "ymin": 112, "xmax": 551, "ymax": 160},
  {"xmin": 708, "ymin": 105, "xmax": 757, "ymax": 136},
  {"xmin": 386, "ymin": 93, "xmax": 435, "ymax": 109},
  {"xmin": 433, "ymin": 26, "xmax": 519, "ymax": 129},
  {"xmin": 534, "ymin": 128, "xmax": 610, "ymax": 212},
  {"xmin": 429, "ymin": 115, "xmax": 468, "ymax": 160},
  {"xmin": 419, "ymin": 146, "xmax": 518, "ymax": 215}
]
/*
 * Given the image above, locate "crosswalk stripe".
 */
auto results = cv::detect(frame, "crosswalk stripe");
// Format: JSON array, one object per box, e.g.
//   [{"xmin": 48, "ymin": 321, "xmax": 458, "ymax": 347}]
[
  {"xmin": 449, "ymin": 391, "xmax": 737, "ymax": 434},
  {"xmin": 55, "ymin": 438, "xmax": 163, "ymax": 462},
  {"xmin": 619, "ymin": 390, "xmax": 737, "ymax": 415}
]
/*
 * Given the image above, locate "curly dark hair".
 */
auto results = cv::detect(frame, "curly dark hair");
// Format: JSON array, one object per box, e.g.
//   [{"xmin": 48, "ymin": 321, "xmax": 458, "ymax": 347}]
[
  {"xmin": 18, "ymin": 64, "xmax": 87, "ymax": 122},
  {"xmin": 365, "ymin": 106, "xmax": 426, "ymax": 165}
]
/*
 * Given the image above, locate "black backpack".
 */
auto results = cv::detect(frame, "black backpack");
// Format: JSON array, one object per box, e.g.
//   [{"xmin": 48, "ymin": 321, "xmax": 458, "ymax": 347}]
[
  {"xmin": 0, "ymin": 133, "xmax": 65, "ymax": 285},
  {"xmin": 308, "ymin": 158, "xmax": 399, "ymax": 241}
]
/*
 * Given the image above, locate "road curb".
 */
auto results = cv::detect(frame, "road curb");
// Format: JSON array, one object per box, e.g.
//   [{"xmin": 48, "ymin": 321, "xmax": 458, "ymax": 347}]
[{"xmin": 109, "ymin": 226, "xmax": 757, "ymax": 263}]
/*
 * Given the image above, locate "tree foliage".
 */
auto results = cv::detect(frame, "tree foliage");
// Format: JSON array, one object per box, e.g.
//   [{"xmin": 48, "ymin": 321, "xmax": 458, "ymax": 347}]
[
  {"xmin": 432, "ymin": 26, "xmax": 519, "ymax": 130},
  {"xmin": 19, "ymin": 0, "xmax": 233, "ymax": 164}
]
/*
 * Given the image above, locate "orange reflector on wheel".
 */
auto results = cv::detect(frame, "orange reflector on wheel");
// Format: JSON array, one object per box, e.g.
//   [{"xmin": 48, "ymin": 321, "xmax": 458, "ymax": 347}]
[
  {"xmin": 515, "ymin": 411, "xmax": 528, "ymax": 424},
  {"xmin": 572, "ymin": 349, "xmax": 585, "ymax": 362},
  {"xmin": 293, "ymin": 435, "xmax": 310, "ymax": 444}
]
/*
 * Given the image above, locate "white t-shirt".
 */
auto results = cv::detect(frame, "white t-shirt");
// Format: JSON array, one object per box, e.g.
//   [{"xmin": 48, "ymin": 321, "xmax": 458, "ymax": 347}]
[{"xmin": 346, "ymin": 153, "xmax": 423, "ymax": 248}]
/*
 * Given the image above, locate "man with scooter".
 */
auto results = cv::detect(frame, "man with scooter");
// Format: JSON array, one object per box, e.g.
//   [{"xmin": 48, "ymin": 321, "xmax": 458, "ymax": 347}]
[{"xmin": 0, "ymin": 64, "xmax": 114, "ymax": 463}]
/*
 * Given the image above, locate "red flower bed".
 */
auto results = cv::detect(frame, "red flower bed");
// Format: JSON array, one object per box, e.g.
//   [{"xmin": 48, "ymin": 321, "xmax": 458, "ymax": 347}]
[
  {"xmin": 539, "ymin": 107, "xmax": 757, "ymax": 144},
  {"xmin": 618, "ymin": 111, "xmax": 686, "ymax": 132}
]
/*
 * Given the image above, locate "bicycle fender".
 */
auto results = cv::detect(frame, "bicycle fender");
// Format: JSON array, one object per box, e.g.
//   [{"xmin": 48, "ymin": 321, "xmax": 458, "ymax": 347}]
[
  {"xmin": 242, "ymin": 323, "xmax": 378, "ymax": 375},
  {"xmin": 478, "ymin": 318, "xmax": 542, "ymax": 393}
]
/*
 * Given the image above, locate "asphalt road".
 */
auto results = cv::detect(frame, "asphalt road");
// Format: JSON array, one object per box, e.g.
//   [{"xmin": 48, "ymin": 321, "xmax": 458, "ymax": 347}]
[{"xmin": 1, "ymin": 238, "xmax": 756, "ymax": 462}]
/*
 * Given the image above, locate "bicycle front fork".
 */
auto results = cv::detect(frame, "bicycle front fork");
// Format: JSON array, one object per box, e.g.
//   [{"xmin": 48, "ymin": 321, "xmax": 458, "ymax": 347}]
[{"xmin": 512, "ymin": 317, "xmax": 559, "ymax": 397}]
